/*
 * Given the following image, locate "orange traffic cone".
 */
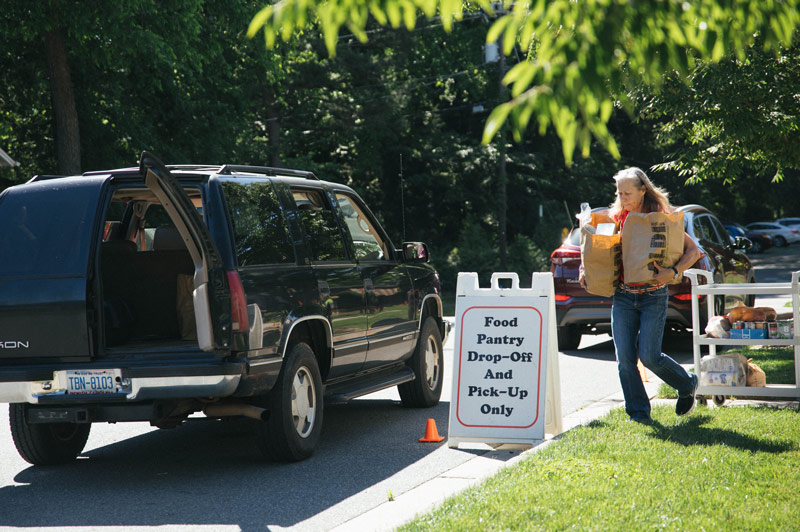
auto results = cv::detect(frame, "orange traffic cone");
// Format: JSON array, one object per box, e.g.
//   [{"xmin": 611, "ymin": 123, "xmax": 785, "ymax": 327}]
[
  {"xmin": 637, "ymin": 359, "xmax": 649, "ymax": 382},
  {"xmin": 419, "ymin": 418, "xmax": 445, "ymax": 442}
]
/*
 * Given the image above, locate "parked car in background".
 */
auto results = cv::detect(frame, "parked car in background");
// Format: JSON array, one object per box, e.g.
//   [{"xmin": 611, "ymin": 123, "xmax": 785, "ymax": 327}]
[
  {"xmin": 551, "ymin": 204, "xmax": 756, "ymax": 350},
  {"xmin": 745, "ymin": 221, "xmax": 800, "ymax": 247},
  {"xmin": 775, "ymin": 217, "xmax": 800, "ymax": 230},
  {"xmin": 724, "ymin": 223, "xmax": 773, "ymax": 254}
]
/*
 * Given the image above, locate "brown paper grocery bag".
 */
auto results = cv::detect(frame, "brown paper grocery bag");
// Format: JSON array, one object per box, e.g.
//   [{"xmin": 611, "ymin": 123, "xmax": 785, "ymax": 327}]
[
  {"xmin": 580, "ymin": 213, "xmax": 621, "ymax": 297},
  {"xmin": 621, "ymin": 212, "xmax": 684, "ymax": 284}
]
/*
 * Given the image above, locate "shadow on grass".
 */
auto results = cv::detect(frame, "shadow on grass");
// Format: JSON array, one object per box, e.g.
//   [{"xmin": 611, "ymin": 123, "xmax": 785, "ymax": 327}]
[
  {"xmin": 586, "ymin": 412, "xmax": 797, "ymax": 454},
  {"xmin": 645, "ymin": 413, "xmax": 797, "ymax": 454}
]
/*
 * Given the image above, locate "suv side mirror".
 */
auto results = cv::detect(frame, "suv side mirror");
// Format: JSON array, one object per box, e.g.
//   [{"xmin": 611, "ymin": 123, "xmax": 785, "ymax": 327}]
[
  {"xmin": 402, "ymin": 242, "xmax": 430, "ymax": 263},
  {"xmin": 733, "ymin": 236, "xmax": 752, "ymax": 251}
]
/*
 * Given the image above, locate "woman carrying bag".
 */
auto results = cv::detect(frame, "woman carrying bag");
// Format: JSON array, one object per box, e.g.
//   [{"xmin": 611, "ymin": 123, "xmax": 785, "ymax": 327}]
[{"xmin": 581, "ymin": 167, "xmax": 703, "ymax": 424}]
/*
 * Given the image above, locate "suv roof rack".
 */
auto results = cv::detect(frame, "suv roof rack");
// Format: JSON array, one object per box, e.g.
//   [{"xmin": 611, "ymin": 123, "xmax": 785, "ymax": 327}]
[
  {"xmin": 27, "ymin": 174, "xmax": 67, "ymax": 183},
  {"xmin": 80, "ymin": 164, "xmax": 320, "ymax": 180},
  {"xmin": 218, "ymin": 165, "xmax": 319, "ymax": 180}
]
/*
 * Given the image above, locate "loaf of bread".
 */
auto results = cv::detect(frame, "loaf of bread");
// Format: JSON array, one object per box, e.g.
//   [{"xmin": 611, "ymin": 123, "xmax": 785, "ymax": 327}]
[{"xmin": 728, "ymin": 301, "xmax": 777, "ymax": 322}]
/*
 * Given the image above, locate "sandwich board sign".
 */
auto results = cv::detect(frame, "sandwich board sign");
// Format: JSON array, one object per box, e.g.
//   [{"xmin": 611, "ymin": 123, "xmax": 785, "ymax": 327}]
[{"xmin": 448, "ymin": 272, "xmax": 562, "ymax": 448}]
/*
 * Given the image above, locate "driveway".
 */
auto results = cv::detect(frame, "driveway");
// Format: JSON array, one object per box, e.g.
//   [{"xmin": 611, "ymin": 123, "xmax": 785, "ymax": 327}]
[{"xmin": 0, "ymin": 244, "xmax": 796, "ymax": 531}]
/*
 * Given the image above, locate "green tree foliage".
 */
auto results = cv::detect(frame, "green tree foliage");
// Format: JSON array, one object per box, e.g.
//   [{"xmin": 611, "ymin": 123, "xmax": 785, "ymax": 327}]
[
  {"xmin": 0, "ymin": 0, "xmax": 280, "ymax": 176},
  {"xmin": 249, "ymin": 0, "xmax": 800, "ymax": 165},
  {"xmin": 641, "ymin": 41, "xmax": 800, "ymax": 184}
]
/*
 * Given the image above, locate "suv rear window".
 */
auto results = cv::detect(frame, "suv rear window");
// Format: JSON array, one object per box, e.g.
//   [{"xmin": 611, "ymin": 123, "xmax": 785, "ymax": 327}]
[{"xmin": 0, "ymin": 183, "xmax": 100, "ymax": 278}]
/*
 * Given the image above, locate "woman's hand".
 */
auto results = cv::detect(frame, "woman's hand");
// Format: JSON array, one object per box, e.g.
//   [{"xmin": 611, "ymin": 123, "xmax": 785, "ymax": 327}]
[{"xmin": 652, "ymin": 263, "xmax": 675, "ymax": 285}]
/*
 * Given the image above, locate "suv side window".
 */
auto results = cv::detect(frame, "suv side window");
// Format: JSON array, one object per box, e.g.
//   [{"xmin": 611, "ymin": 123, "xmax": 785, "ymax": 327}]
[
  {"xmin": 222, "ymin": 181, "xmax": 294, "ymax": 265},
  {"xmin": 695, "ymin": 215, "xmax": 723, "ymax": 246},
  {"xmin": 709, "ymin": 216, "xmax": 732, "ymax": 245},
  {"xmin": 292, "ymin": 188, "xmax": 347, "ymax": 262},
  {"xmin": 335, "ymin": 193, "xmax": 389, "ymax": 261}
]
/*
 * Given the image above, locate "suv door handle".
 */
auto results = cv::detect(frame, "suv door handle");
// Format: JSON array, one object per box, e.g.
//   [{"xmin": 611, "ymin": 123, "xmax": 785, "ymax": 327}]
[{"xmin": 364, "ymin": 279, "xmax": 374, "ymax": 291}]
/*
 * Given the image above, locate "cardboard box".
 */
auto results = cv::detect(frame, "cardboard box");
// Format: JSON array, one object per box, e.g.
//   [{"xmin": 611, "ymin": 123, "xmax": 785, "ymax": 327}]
[
  {"xmin": 729, "ymin": 328, "xmax": 767, "ymax": 340},
  {"xmin": 700, "ymin": 353, "xmax": 747, "ymax": 387}
]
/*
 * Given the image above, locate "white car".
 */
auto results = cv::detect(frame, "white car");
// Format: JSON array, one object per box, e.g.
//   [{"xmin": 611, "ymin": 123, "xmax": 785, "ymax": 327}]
[
  {"xmin": 776, "ymin": 217, "xmax": 800, "ymax": 230},
  {"xmin": 745, "ymin": 221, "xmax": 800, "ymax": 247}
]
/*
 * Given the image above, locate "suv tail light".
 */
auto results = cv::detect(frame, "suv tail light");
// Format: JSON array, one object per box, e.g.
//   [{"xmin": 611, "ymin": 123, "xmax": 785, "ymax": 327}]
[
  {"xmin": 550, "ymin": 248, "xmax": 581, "ymax": 266},
  {"xmin": 227, "ymin": 271, "xmax": 249, "ymax": 333},
  {"xmin": 673, "ymin": 293, "xmax": 705, "ymax": 301}
]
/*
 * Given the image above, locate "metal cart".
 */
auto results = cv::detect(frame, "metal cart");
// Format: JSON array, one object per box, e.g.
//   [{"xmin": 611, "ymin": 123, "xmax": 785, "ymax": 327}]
[{"xmin": 684, "ymin": 269, "xmax": 800, "ymax": 405}]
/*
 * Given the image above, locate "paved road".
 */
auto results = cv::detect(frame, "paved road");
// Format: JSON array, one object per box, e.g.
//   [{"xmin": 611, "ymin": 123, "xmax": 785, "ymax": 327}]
[{"xmin": 0, "ymin": 244, "xmax": 795, "ymax": 531}]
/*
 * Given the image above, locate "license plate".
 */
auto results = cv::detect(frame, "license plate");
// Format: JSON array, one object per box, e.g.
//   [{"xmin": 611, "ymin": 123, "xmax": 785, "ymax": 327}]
[{"xmin": 65, "ymin": 369, "xmax": 120, "ymax": 395}]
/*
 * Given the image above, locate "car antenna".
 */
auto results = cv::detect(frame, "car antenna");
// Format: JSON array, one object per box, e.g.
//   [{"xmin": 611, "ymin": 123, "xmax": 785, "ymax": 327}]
[
  {"xmin": 400, "ymin": 154, "xmax": 406, "ymax": 242},
  {"xmin": 564, "ymin": 200, "xmax": 574, "ymax": 230}
]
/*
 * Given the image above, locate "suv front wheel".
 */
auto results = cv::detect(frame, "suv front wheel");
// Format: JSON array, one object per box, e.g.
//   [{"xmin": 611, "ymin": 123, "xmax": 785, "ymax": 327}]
[
  {"xmin": 255, "ymin": 342, "xmax": 323, "ymax": 462},
  {"xmin": 398, "ymin": 316, "xmax": 443, "ymax": 407}
]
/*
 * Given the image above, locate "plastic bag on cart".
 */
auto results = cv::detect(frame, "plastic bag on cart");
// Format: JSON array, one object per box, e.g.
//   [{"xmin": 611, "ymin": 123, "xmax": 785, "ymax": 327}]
[
  {"xmin": 704, "ymin": 316, "xmax": 731, "ymax": 338},
  {"xmin": 700, "ymin": 353, "xmax": 748, "ymax": 387}
]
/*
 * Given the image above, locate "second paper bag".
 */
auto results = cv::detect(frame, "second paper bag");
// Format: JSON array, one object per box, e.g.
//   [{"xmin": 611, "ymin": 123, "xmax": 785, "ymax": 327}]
[{"xmin": 621, "ymin": 212, "xmax": 684, "ymax": 284}]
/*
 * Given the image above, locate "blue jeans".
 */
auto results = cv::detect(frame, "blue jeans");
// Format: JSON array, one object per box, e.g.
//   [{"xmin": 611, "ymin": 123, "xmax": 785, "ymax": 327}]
[{"xmin": 611, "ymin": 286, "xmax": 696, "ymax": 420}]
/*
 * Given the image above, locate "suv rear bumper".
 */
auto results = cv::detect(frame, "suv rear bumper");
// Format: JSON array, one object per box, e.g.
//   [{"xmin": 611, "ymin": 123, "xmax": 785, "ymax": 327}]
[{"xmin": 0, "ymin": 362, "xmax": 244, "ymax": 404}]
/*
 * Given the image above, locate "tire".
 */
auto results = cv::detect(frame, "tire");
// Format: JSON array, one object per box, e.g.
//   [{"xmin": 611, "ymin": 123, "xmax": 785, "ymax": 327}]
[
  {"xmin": 557, "ymin": 325, "xmax": 581, "ymax": 351},
  {"xmin": 255, "ymin": 342, "xmax": 323, "ymax": 462},
  {"xmin": 9, "ymin": 404, "xmax": 91, "ymax": 466},
  {"xmin": 398, "ymin": 317, "xmax": 444, "ymax": 408},
  {"xmin": 774, "ymin": 235, "xmax": 787, "ymax": 247},
  {"xmin": 749, "ymin": 240, "xmax": 763, "ymax": 254}
]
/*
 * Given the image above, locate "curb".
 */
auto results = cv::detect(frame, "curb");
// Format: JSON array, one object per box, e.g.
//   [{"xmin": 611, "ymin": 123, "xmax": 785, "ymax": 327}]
[{"xmin": 329, "ymin": 382, "xmax": 660, "ymax": 532}]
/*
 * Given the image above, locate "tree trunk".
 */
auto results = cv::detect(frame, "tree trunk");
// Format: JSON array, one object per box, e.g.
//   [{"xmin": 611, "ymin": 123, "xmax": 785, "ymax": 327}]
[
  {"xmin": 45, "ymin": 27, "xmax": 81, "ymax": 175},
  {"xmin": 264, "ymin": 88, "xmax": 282, "ymax": 167}
]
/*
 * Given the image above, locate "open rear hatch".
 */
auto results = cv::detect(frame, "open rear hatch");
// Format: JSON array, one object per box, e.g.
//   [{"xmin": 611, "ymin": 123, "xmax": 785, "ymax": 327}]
[{"xmin": 137, "ymin": 152, "xmax": 231, "ymax": 352}]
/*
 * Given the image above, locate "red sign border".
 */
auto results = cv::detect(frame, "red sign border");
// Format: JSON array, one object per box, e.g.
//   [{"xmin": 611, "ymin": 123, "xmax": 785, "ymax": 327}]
[{"xmin": 455, "ymin": 305, "xmax": 544, "ymax": 429}]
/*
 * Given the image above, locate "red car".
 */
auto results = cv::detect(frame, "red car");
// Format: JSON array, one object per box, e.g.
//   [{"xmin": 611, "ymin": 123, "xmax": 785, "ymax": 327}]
[{"xmin": 550, "ymin": 204, "xmax": 756, "ymax": 350}]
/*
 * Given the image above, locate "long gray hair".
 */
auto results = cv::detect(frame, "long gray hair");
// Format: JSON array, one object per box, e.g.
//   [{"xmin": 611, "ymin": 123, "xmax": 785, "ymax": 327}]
[{"xmin": 608, "ymin": 167, "xmax": 671, "ymax": 216}]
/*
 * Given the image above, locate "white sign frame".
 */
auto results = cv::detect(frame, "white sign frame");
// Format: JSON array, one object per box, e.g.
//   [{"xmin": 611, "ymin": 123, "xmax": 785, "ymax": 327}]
[{"xmin": 448, "ymin": 272, "xmax": 562, "ymax": 448}]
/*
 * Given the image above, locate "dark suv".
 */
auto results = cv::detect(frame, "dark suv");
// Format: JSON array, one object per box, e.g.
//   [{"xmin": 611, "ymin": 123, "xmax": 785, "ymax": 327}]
[
  {"xmin": 0, "ymin": 152, "xmax": 447, "ymax": 465},
  {"xmin": 550, "ymin": 204, "xmax": 756, "ymax": 349}
]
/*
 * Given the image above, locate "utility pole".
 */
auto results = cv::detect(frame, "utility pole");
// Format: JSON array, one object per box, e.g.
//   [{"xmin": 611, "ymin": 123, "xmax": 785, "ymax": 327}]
[
  {"xmin": 484, "ymin": 3, "xmax": 510, "ymax": 270},
  {"xmin": 497, "ymin": 42, "xmax": 508, "ymax": 271}
]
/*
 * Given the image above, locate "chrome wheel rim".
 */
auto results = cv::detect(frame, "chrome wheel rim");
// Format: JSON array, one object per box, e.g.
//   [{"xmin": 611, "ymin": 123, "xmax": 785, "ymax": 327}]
[
  {"xmin": 424, "ymin": 335, "xmax": 441, "ymax": 390},
  {"xmin": 291, "ymin": 366, "xmax": 316, "ymax": 438}
]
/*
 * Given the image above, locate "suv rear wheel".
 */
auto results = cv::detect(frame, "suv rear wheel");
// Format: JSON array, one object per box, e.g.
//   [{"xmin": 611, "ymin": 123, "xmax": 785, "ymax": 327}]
[
  {"xmin": 9, "ymin": 404, "xmax": 91, "ymax": 465},
  {"xmin": 255, "ymin": 342, "xmax": 323, "ymax": 462},
  {"xmin": 398, "ymin": 317, "xmax": 443, "ymax": 407}
]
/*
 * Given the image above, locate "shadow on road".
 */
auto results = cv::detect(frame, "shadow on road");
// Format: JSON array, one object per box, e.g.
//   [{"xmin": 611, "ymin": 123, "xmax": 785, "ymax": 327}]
[{"xmin": 1, "ymin": 400, "xmax": 455, "ymax": 530}]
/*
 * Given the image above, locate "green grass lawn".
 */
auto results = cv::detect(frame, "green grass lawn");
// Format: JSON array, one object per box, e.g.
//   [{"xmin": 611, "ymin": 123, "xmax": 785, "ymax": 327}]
[{"xmin": 400, "ymin": 404, "xmax": 800, "ymax": 531}]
